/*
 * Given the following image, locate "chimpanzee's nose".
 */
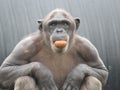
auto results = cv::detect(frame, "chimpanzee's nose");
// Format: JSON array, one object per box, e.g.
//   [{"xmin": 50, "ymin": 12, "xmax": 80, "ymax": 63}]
[{"xmin": 56, "ymin": 29, "xmax": 63, "ymax": 33}]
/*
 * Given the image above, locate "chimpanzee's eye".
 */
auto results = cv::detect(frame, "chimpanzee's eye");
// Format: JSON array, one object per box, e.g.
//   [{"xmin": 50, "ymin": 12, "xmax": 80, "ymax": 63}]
[
  {"xmin": 49, "ymin": 21, "xmax": 57, "ymax": 27},
  {"xmin": 64, "ymin": 22, "xmax": 69, "ymax": 26},
  {"xmin": 51, "ymin": 23, "xmax": 56, "ymax": 26},
  {"xmin": 62, "ymin": 21, "xmax": 69, "ymax": 27}
]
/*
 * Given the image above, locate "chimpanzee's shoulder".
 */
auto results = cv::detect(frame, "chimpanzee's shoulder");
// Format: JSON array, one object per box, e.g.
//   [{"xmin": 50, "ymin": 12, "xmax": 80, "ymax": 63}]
[
  {"xmin": 74, "ymin": 34, "xmax": 90, "ymax": 44},
  {"xmin": 74, "ymin": 34, "xmax": 95, "ymax": 49},
  {"xmin": 12, "ymin": 31, "xmax": 43, "ymax": 57}
]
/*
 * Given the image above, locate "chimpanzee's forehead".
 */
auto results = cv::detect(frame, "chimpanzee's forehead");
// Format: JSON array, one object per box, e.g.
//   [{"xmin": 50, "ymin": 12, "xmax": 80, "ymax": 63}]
[
  {"xmin": 43, "ymin": 9, "xmax": 75, "ymax": 23},
  {"xmin": 50, "ymin": 12, "xmax": 68, "ymax": 19},
  {"xmin": 49, "ymin": 9, "xmax": 70, "ymax": 16}
]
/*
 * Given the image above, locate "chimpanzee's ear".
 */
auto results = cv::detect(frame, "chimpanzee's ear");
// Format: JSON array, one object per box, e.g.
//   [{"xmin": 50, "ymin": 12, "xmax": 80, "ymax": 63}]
[
  {"xmin": 37, "ymin": 19, "xmax": 43, "ymax": 31},
  {"xmin": 74, "ymin": 17, "xmax": 80, "ymax": 30}
]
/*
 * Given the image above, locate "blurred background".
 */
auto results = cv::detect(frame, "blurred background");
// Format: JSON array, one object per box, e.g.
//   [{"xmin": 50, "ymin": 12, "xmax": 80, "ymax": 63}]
[{"xmin": 0, "ymin": 0, "xmax": 120, "ymax": 90}]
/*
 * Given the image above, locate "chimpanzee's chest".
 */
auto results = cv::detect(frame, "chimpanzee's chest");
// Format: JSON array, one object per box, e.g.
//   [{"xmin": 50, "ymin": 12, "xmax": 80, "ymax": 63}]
[{"xmin": 30, "ymin": 48, "xmax": 85, "ymax": 88}]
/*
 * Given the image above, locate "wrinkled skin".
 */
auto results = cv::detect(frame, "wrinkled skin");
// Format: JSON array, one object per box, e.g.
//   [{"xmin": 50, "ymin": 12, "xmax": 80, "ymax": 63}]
[{"xmin": 0, "ymin": 9, "xmax": 108, "ymax": 90}]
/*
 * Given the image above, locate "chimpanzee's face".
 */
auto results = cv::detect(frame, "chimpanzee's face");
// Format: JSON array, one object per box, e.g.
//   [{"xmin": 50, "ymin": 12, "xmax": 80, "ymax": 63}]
[{"xmin": 38, "ymin": 9, "xmax": 80, "ymax": 53}]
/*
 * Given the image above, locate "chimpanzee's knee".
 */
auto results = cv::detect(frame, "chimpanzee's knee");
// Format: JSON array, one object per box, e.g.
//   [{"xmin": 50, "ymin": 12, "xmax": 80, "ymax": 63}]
[
  {"xmin": 81, "ymin": 76, "xmax": 102, "ymax": 90},
  {"xmin": 14, "ymin": 76, "xmax": 38, "ymax": 90}
]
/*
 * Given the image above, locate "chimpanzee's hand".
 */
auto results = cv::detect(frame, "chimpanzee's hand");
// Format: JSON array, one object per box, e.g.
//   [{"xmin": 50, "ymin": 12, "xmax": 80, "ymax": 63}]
[
  {"xmin": 62, "ymin": 64, "xmax": 88, "ymax": 90},
  {"xmin": 31, "ymin": 62, "xmax": 58, "ymax": 90},
  {"xmin": 39, "ymin": 78, "xmax": 58, "ymax": 90}
]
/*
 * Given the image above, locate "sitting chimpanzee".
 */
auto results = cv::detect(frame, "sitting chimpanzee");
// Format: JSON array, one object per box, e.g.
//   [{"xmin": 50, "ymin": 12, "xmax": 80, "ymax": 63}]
[{"xmin": 0, "ymin": 9, "xmax": 108, "ymax": 90}]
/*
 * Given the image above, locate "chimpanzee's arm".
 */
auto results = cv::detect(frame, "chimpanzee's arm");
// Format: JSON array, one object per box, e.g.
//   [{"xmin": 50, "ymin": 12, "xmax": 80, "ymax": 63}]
[
  {"xmin": 0, "ymin": 36, "xmax": 56, "ymax": 89},
  {"xmin": 0, "ymin": 36, "xmax": 38, "ymax": 87},
  {"xmin": 78, "ymin": 38, "xmax": 108, "ymax": 85},
  {"xmin": 62, "ymin": 37, "xmax": 108, "ymax": 90}
]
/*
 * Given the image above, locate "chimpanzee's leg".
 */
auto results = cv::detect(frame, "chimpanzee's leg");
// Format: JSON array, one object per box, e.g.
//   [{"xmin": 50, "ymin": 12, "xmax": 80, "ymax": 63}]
[
  {"xmin": 14, "ymin": 76, "xmax": 38, "ymax": 90},
  {"xmin": 80, "ymin": 76, "xmax": 102, "ymax": 90}
]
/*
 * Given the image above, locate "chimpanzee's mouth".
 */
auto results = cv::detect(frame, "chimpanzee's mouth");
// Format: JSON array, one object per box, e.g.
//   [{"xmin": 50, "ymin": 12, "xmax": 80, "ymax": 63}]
[
  {"xmin": 53, "ymin": 40, "xmax": 67, "ymax": 49},
  {"xmin": 53, "ymin": 39, "xmax": 67, "ymax": 43}
]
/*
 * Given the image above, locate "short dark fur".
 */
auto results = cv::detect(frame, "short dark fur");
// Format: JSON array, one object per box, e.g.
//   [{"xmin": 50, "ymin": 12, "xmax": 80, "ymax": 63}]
[{"xmin": 0, "ymin": 9, "xmax": 108, "ymax": 90}]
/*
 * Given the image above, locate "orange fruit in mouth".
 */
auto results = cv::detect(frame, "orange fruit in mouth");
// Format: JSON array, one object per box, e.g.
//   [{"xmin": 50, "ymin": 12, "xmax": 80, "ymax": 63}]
[{"xmin": 54, "ymin": 40, "xmax": 67, "ymax": 48}]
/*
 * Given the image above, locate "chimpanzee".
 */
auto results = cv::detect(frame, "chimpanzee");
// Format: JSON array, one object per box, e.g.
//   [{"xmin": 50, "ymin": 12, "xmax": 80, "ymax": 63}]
[{"xmin": 0, "ymin": 9, "xmax": 108, "ymax": 90}]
